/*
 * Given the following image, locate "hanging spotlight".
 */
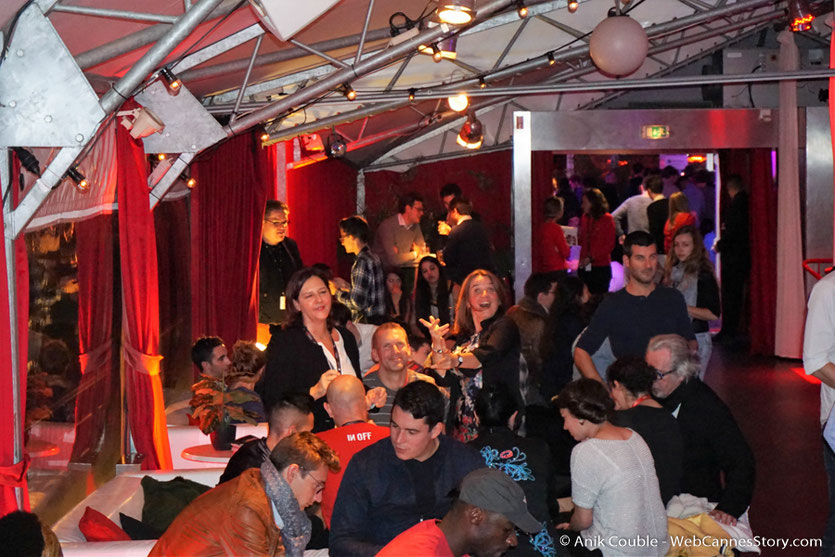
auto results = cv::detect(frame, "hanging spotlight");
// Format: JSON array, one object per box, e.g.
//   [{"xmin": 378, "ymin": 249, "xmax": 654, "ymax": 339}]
[
  {"xmin": 12, "ymin": 147, "xmax": 40, "ymax": 176},
  {"xmin": 788, "ymin": 0, "xmax": 814, "ymax": 32},
  {"xmin": 341, "ymin": 84, "xmax": 357, "ymax": 101},
  {"xmin": 456, "ymin": 113, "xmax": 483, "ymax": 150},
  {"xmin": 186, "ymin": 177, "xmax": 197, "ymax": 188},
  {"xmin": 66, "ymin": 166, "xmax": 89, "ymax": 191},
  {"xmin": 157, "ymin": 153, "xmax": 167, "ymax": 161},
  {"xmin": 447, "ymin": 93, "xmax": 469, "ymax": 112},
  {"xmin": 547, "ymin": 52, "xmax": 556, "ymax": 66},
  {"xmin": 437, "ymin": 0, "xmax": 474, "ymax": 25},
  {"xmin": 418, "ymin": 37, "xmax": 457, "ymax": 61},
  {"xmin": 408, "ymin": 88, "xmax": 416, "ymax": 101},
  {"xmin": 516, "ymin": 0, "xmax": 528, "ymax": 18},
  {"xmin": 159, "ymin": 66, "xmax": 182, "ymax": 96},
  {"xmin": 478, "ymin": 77, "xmax": 487, "ymax": 89},
  {"xmin": 259, "ymin": 126, "xmax": 271, "ymax": 142},
  {"xmin": 567, "ymin": 0, "xmax": 578, "ymax": 13},
  {"xmin": 325, "ymin": 130, "xmax": 348, "ymax": 158}
]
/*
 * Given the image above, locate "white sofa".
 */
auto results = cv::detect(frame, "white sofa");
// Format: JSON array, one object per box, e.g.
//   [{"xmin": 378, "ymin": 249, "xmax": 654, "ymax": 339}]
[{"xmin": 55, "ymin": 468, "xmax": 223, "ymax": 556}]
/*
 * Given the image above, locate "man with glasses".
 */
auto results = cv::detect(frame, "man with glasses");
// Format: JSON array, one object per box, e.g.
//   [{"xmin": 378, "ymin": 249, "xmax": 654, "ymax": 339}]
[
  {"xmin": 574, "ymin": 230, "xmax": 696, "ymax": 384},
  {"xmin": 646, "ymin": 334, "xmax": 754, "ymax": 528},
  {"xmin": 151, "ymin": 432, "xmax": 339, "ymax": 556},
  {"xmin": 259, "ymin": 200, "xmax": 303, "ymax": 340},
  {"xmin": 372, "ymin": 192, "xmax": 428, "ymax": 297}
]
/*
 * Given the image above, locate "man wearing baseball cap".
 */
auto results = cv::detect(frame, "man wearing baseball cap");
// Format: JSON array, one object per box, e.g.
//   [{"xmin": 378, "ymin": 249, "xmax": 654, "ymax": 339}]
[{"xmin": 377, "ymin": 468, "xmax": 541, "ymax": 557}]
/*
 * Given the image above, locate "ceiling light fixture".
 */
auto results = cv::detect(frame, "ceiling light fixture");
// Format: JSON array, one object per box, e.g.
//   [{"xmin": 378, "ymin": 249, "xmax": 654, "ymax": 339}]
[
  {"xmin": 66, "ymin": 166, "xmax": 89, "ymax": 191},
  {"xmin": 325, "ymin": 130, "xmax": 348, "ymax": 158},
  {"xmin": 187, "ymin": 177, "xmax": 197, "ymax": 188},
  {"xmin": 419, "ymin": 37, "xmax": 458, "ymax": 61},
  {"xmin": 547, "ymin": 52, "xmax": 556, "ymax": 66},
  {"xmin": 341, "ymin": 84, "xmax": 357, "ymax": 101},
  {"xmin": 589, "ymin": 14, "xmax": 648, "ymax": 77},
  {"xmin": 567, "ymin": 0, "xmax": 578, "ymax": 13},
  {"xmin": 457, "ymin": 113, "xmax": 483, "ymax": 150},
  {"xmin": 447, "ymin": 93, "xmax": 469, "ymax": 112},
  {"xmin": 788, "ymin": 0, "xmax": 814, "ymax": 32},
  {"xmin": 516, "ymin": 0, "xmax": 528, "ymax": 18},
  {"xmin": 157, "ymin": 153, "xmax": 167, "ymax": 161},
  {"xmin": 159, "ymin": 66, "xmax": 182, "ymax": 96},
  {"xmin": 478, "ymin": 77, "xmax": 487, "ymax": 88},
  {"xmin": 408, "ymin": 88, "xmax": 416, "ymax": 101},
  {"xmin": 437, "ymin": 0, "xmax": 474, "ymax": 25}
]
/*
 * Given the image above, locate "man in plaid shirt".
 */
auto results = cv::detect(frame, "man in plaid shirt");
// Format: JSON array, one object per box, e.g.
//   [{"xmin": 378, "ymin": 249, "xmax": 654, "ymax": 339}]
[{"xmin": 334, "ymin": 216, "xmax": 386, "ymax": 323}]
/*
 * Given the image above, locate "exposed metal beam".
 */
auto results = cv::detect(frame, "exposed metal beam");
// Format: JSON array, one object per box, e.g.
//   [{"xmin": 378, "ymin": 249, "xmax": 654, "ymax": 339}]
[
  {"xmin": 355, "ymin": 0, "xmax": 376, "ymax": 66},
  {"xmin": 492, "ymin": 19, "xmax": 529, "ymax": 70},
  {"xmin": 230, "ymin": 34, "xmax": 264, "ymax": 122},
  {"xmin": 172, "ymin": 24, "xmax": 265, "ymax": 74},
  {"xmin": 535, "ymin": 13, "xmax": 588, "ymax": 41},
  {"xmin": 365, "ymin": 143, "xmax": 511, "ymax": 171},
  {"xmin": 289, "ymin": 39, "xmax": 349, "ymax": 68},
  {"xmin": 50, "ymin": 5, "xmax": 178, "ymax": 24},
  {"xmin": 226, "ymin": 0, "xmax": 520, "ymax": 136},
  {"xmin": 74, "ymin": 0, "xmax": 242, "ymax": 70},
  {"xmin": 385, "ymin": 54, "xmax": 414, "ymax": 92},
  {"xmin": 149, "ymin": 153, "xmax": 195, "ymax": 209},
  {"xmin": 267, "ymin": 101, "xmax": 407, "ymax": 142}
]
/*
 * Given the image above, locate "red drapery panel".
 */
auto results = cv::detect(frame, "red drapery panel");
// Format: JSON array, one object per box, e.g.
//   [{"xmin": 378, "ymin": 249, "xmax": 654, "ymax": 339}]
[
  {"xmin": 71, "ymin": 215, "xmax": 114, "ymax": 462},
  {"xmin": 286, "ymin": 158, "xmax": 358, "ymax": 270},
  {"xmin": 191, "ymin": 133, "xmax": 274, "ymax": 355},
  {"xmin": 0, "ymin": 155, "xmax": 30, "ymax": 513},
  {"xmin": 530, "ymin": 152, "xmax": 557, "ymax": 273},
  {"xmin": 722, "ymin": 149, "xmax": 776, "ymax": 355},
  {"xmin": 116, "ymin": 124, "xmax": 171, "ymax": 470},
  {"xmin": 155, "ymin": 198, "xmax": 191, "ymax": 389}
]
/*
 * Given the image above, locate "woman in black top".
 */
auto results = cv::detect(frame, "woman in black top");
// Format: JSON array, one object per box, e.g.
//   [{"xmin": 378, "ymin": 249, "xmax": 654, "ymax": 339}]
[
  {"xmin": 663, "ymin": 225, "xmax": 720, "ymax": 378},
  {"xmin": 607, "ymin": 356, "xmax": 683, "ymax": 505},
  {"xmin": 423, "ymin": 269, "xmax": 521, "ymax": 442},
  {"xmin": 540, "ymin": 276, "xmax": 590, "ymax": 400},
  {"xmin": 260, "ymin": 267, "xmax": 362, "ymax": 431},
  {"xmin": 413, "ymin": 256, "xmax": 452, "ymax": 338}
]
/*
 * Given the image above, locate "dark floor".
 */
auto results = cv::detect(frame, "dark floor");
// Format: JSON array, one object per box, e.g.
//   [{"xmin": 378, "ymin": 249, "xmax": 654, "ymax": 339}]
[{"xmin": 706, "ymin": 343, "xmax": 826, "ymax": 556}]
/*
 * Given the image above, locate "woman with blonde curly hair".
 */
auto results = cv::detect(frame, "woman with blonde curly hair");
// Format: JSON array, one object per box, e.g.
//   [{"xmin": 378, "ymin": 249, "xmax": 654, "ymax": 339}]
[
  {"xmin": 421, "ymin": 269, "xmax": 521, "ymax": 441},
  {"xmin": 227, "ymin": 340, "xmax": 267, "ymax": 422}
]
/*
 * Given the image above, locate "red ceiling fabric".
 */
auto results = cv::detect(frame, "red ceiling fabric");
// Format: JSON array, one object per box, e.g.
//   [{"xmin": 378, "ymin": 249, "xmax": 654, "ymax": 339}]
[
  {"xmin": 116, "ymin": 123, "xmax": 171, "ymax": 470},
  {"xmin": 191, "ymin": 133, "xmax": 274, "ymax": 357},
  {"xmin": 286, "ymin": 158, "xmax": 358, "ymax": 270},
  {"xmin": 71, "ymin": 215, "xmax": 115, "ymax": 463},
  {"xmin": 722, "ymin": 149, "xmax": 776, "ymax": 356},
  {"xmin": 0, "ymin": 153, "xmax": 31, "ymax": 514}
]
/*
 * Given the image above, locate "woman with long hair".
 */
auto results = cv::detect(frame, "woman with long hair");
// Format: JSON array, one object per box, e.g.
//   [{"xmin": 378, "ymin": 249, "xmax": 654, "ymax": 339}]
[
  {"xmin": 663, "ymin": 225, "xmax": 720, "ymax": 377},
  {"xmin": 383, "ymin": 267, "xmax": 413, "ymax": 326},
  {"xmin": 540, "ymin": 276, "xmax": 590, "ymax": 400},
  {"xmin": 556, "ymin": 378, "xmax": 668, "ymax": 556},
  {"xmin": 538, "ymin": 196, "xmax": 571, "ymax": 275},
  {"xmin": 413, "ymin": 256, "xmax": 453, "ymax": 337},
  {"xmin": 422, "ymin": 269, "xmax": 521, "ymax": 441},
  {"xmin": 664, "ymin": 192, "xmax": 696, "ymax": 254},
  {"xmin": 578, "ymin": 188, "xmax": 616, "ymax": 295},
  {"xmin": 606, "ymin": 356, "xmax": 683, "ymax": 505}
]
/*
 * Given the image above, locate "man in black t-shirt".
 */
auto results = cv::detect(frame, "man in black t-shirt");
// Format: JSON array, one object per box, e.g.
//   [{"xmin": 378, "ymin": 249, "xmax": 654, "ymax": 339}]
[
  {"xmin": 574, "ymin": 231, "xmax": 695, "ymax": 384},
  {"xmin": 259, "ymin": 200, "xmax": 303, "ymax": 340}
]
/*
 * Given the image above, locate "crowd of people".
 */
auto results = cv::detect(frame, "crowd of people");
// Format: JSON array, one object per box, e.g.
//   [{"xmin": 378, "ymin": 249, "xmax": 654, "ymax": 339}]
[{"xmin": 154, "ymin": 171, "xmax": 756, "ymax": 557}]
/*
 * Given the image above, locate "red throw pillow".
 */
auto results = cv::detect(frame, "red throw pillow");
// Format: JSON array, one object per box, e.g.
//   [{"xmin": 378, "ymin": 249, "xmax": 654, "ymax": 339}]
[{"xmin": 79, "ymin": 506, "xmax": 131, "ymax": 542}]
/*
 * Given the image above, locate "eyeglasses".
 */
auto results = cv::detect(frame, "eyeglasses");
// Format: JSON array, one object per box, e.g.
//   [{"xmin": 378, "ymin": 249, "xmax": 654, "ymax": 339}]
[
  {"xmin": 304, "ymin": 469, "xmax": 326, "ymax": 494},
  {"xmin": 654, "ymin": 367, "xmax": 675, "ymax": 380},
  {"xmin": 264, "ymin": 218, "xmax": 288, "ymax": 228}
]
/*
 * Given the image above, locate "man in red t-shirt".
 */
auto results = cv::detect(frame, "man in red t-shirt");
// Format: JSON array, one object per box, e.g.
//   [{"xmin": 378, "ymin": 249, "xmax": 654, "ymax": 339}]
[
  {"xmin": 377, "ymin": 468, "xmax": 541, "ymax": 557},
  {"xmin": 317, "ymin": 375, "xmax": 389, "ymax": 527}
]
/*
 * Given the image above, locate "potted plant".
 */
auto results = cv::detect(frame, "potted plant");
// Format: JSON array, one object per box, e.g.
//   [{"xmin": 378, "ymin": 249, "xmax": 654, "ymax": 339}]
[{"xmin": 188, "ymin": 375, "xmax": 261, "ymax": 450}]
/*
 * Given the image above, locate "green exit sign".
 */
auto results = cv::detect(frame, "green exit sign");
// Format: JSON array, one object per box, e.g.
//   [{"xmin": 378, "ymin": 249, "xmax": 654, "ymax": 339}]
[{"xmin": 642, "ymin": 125, "xmax": 670, "ymax": 140}]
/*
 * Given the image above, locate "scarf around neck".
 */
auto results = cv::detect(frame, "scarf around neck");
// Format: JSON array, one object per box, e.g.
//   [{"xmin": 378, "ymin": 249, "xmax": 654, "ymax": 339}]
[{"xmin": 260, "ymin": 460, "xmax": 312, "ymax": 557}]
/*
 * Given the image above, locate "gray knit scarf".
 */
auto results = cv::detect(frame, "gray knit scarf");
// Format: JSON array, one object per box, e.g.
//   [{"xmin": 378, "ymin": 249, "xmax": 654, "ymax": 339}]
[{"xmin": 260, "ymin": 460, "xmax": 312, "ymax": 557}]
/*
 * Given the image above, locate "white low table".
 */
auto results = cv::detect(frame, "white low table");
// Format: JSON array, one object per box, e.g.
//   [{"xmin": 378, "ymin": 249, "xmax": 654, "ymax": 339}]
[{"xmin": 181, "ymin": 444, "xmax": 236, "ymax": 463}]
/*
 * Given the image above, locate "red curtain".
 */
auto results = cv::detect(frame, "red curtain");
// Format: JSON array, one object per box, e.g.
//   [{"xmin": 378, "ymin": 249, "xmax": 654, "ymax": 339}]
[
  {"xmin": 722, "ymin": 149, "xmax": 776, "ymax": 355},
  {"xmin": 191, "ymin": 133, "xmax": 274, "ymax": 357},
  {"xmin": 0, "ymin": 155, "xmax": 30, "ymax": 513},
  {"xmin": 116, "ymin": 124, "xmax": 171, "ymax": 470},
  {"xmin": 155, "ymin": 198, "xmax": 191, "ymax": 389},
  {"xmin": 286, "ymin": 158, "xmax": 358, "ymax": 270},
  {"xmin": 71, "ymin": 215, "xmax": 115, "ymax": 462}
]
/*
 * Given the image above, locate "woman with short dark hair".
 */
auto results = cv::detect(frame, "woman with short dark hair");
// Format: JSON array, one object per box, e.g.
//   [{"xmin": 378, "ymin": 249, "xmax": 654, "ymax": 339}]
[{"xmin": 556, "ymin": 378, "xmax": 668, "ymax": 556}]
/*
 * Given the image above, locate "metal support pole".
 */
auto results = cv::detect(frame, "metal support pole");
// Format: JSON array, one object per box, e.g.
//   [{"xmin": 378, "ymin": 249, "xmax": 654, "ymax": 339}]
[
  {"xmin": 50, "ymin": 5, "xmax": 178, "ymax": 24},
  {"xmin": 149, "ymin": 153, "xmax": 195, "ymax": 209},
  {"xmin": 288, "ymin": 39, "xmax": 349, "ymax": 68},
  {"xmin": 512, "ymin": 112, "xmax": 532, "ymax": 302},
  {"xmin": 0, "ymin": 148, "xmax": 23, "ymax": 509},
  {"xmin": 230, "ymin": 35, "xmax": 264, "ymax": 122},
  {"xmin": 354, "ymin": 0, "xmax": 376, "ymax": 66}
]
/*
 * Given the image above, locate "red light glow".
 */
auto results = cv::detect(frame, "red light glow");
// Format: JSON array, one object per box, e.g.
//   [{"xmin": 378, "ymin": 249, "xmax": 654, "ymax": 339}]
[{"xmin": 792, "ymin": 367, "xmax": 821, "ymax": 384}]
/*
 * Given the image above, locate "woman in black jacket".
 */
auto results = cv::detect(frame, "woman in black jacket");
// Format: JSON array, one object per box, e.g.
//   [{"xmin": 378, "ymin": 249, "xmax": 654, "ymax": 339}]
[{"xmin": 259, "ymin": 266, "xmax": 362, "ymax": 431}]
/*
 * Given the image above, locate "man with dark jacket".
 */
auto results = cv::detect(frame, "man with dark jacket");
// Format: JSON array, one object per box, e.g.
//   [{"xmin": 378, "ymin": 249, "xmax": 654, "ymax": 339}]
[
  {"xmin": 259, "ymin": 201, "xmax": 303, "ymax": 333},
  {"xmin": 329, "ymin": 381, "xmax": 484, "ymax": 556},
  {"xmin": 647, "ymin": 334, "xmax": 755, "ymax": 525},
  {"xmin": 442, "ymin": 197, "xmax": 494, "ymax": 286},
  {"xmin": 713, "ymin": 174, "xmax": 750, "ymax": 343},
  {"xmin": 150, "ymin": 432, "xmax": 339, "ymax": 557}
]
